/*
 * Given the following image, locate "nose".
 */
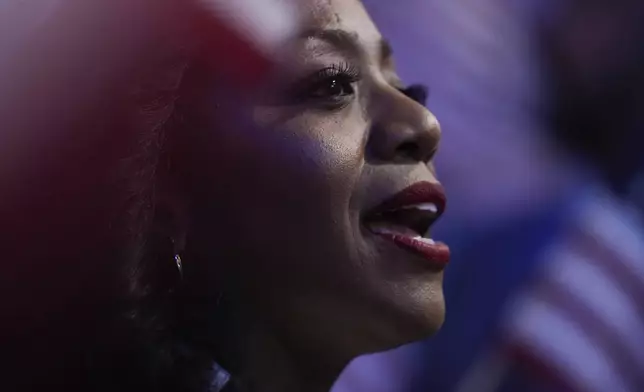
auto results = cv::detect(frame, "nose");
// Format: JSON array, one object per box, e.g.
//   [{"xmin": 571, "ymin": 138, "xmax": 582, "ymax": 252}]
[{"xmin": 367, "ymin": 86, "xmax": 441, "ymax": 164}]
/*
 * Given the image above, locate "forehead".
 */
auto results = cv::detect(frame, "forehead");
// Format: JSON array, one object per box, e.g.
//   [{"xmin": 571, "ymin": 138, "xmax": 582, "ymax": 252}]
[{"xmin": 302, "ymin": 0, "xmax": 383, "ymax": 51}]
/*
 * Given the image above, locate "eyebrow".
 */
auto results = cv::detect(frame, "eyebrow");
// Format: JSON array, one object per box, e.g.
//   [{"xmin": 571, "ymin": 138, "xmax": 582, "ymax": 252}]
[
  {"xmin": 301, "ymin": 28, "xmax": 393, "ymax": 64},
  {"xmin": 300, "ymin": 28, "xmax": 361, "ymax": 56}
]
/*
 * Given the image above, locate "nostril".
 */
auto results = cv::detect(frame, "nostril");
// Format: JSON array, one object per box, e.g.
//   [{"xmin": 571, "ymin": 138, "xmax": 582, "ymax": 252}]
[{"xmin": 396, "ymin": 141, "xmax": 420, "ymax": 160}]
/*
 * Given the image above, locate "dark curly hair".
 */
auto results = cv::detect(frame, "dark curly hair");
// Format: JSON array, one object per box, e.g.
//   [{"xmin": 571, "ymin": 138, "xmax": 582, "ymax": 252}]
[
  {"xmin": 3, "ymin": 39, "xmax": 237, "ymax": 392},
  {"xmin": 101, "ymin": 50, "xmax": 238, "ymax": 392}
]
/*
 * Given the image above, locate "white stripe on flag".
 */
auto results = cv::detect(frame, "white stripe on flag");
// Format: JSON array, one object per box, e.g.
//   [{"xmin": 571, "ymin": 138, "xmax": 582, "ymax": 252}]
[
  {"xmin": 506, "ymin": 295, "xmax": 632, "ymax": 392},
  {"xmin": 544, "ymin": 246, "xmax": 644, "ymax": 367},
  {"xmin": 197, "ymin": 0, "xmax": 299, "ymax": 54},
  {"xmin": 580, "ymin": 192, "xmax": 644, "ymax": 282}
]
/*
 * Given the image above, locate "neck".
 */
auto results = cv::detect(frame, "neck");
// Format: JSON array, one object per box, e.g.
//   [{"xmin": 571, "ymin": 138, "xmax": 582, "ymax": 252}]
[
  {"xmin": 234, "ymin": 327, "xmax": 339, "ymax": 392},
  {"xmin": 216, "ymin": 302, "xmax": 343, "ymax": 392}
]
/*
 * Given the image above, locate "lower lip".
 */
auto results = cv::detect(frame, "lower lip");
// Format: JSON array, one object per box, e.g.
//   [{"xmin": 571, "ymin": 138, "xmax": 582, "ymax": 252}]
[{"xmin": 374, "ymin": 233, "xmax": 450, "ymax": 267}]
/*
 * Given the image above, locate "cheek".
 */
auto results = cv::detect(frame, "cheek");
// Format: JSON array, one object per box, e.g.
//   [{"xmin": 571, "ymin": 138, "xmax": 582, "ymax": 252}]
[
  {"xmin": 195, "ymin": 107, "xmax": 371, "ymax": 301},
  {"xmin": 246, "ymin": 107, "xmax": 367, "ymax": 204},
  {"xmin": 195, "ymin": 104, "xmax": 368, "ymax": 254}
]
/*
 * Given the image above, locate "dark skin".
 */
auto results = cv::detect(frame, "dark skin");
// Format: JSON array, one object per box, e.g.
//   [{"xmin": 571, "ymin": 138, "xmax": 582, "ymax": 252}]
[
  {"xmin": 168, "ymin": 1, "xmax": 444, "ymax": 390},
  {"xmin": 1, "ymin": 1, "xmax": 444, "ymax": 391}
]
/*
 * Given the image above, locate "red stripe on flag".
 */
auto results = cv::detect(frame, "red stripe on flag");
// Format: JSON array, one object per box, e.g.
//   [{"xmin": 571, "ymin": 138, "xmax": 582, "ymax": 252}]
[
  {"xmin": 532, "ymin": 280, "xmax": 644, "ymax": 391},
  {"xmin": 503, "ymin": 341, "xmax": 579, "ymax": 392}
]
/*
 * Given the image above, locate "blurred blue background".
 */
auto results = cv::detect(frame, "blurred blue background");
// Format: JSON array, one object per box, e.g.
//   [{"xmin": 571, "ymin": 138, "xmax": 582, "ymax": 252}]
[{"xmin": 334, "ymin": 1, "xmax": 644, "ymax": 391}]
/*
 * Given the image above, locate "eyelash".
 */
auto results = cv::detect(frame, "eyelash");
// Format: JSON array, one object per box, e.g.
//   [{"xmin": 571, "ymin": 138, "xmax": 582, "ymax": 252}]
[
  {"xmin": 298, "ymin": 62, "xmax": 362, "ymax": 107},
  {"xmin": 311, "ymin": 62, "xmax": 361, "ymax": 84},
  {"xmin": 296, "ymin": 63, "xmax": 429, "ymax": 109}
]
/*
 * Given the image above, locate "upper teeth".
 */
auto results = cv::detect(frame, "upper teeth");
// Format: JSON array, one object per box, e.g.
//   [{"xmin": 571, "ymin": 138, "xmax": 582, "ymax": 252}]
[{"xmin": 401, "ymin": 202, "xmax": 438, "ymax": 213}]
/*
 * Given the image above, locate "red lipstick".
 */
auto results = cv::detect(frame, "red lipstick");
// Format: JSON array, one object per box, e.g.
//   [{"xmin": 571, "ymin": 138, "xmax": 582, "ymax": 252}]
[{"xmin": 365, "ymin": 181, "xmax": 449, "ymax": 268}]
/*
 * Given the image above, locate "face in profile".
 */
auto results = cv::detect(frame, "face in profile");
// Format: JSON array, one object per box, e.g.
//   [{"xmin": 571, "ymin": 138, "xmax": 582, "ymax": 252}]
[{"xmin": 178, "ymin": 0, "xmax": 446, "ymax": 364}]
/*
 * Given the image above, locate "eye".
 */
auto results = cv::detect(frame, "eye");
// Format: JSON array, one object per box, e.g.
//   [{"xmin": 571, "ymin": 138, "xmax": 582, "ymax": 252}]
[
  {"xmin": 298, "ymin": 63, "xmax": 361, "ymax": 104},
  {"xmin": 308, "ymin": 74, "xmax": 356, "ymax": 98}
]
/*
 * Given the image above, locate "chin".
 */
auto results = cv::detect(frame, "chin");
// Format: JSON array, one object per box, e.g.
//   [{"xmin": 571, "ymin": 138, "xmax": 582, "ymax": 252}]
[
  {"xmin": 407, "ymin": 293, "xmax": 446, "ymax": 339},
  {"xmin": 360, "ymin": 277, "xmax": 447, "ymax": 354},
  {"xmin": 395, "ymin": 289, "xmax": 445, "ymax": 345}
]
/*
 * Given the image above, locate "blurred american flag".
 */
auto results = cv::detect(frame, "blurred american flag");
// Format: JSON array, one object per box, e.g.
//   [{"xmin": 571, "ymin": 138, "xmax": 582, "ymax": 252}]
[{"xmin": 461, "ymin": 188, "xmax": 644, "ymax": 392}]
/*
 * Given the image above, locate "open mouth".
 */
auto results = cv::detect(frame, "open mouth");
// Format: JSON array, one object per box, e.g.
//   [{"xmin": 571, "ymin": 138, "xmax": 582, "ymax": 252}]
[
  {"xmin": 363, "ymin": 181, "xmax": 450, "ymax": 266},
  {"xmin": 365, "ymin": 203, "xmax": 439, "ymax": 243}
]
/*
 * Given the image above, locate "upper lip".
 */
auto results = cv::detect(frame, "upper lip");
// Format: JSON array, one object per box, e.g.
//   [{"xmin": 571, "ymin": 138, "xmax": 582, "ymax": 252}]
[{"xmin": 363, "ymin": 181, "xmax": 446, "ymax": 236}]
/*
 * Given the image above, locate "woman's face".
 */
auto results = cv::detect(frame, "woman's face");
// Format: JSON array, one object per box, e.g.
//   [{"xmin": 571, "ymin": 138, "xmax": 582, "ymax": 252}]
[{"xmin": 186, "ymin": 0, "xmax": 445, "ymax": 361}]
